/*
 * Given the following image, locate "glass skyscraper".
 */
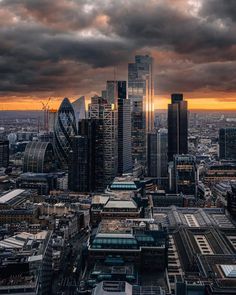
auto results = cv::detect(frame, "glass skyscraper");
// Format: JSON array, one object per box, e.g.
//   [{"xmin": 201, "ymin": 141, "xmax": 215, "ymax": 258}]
[
  {"xmin": 128, "ymin": 55, "xmax": 154, "ymax": 168},
  {"xmin": 88, "ymin": 96, "xmax": 118, "ymax": 188},
  {"xmin": 72, "ymin": 96, "xmax": 86, "ymax": 128},
  {"xmin": 54, "ymin": 97, "xmax": 77, "ymax": 168},
  {"xmin": 168, "ymin": 93, "xmax": 188, "ymax": 162},
  {"xmin": 219, "ymin": 128, "xmax": 236, "ymax": 160},
  {"xmin": 147, "ymin": 128, "xmax": 168, "ymax": 180}
]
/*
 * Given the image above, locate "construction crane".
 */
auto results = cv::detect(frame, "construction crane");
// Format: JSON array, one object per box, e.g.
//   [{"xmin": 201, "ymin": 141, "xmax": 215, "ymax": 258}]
[{"xmin": 41, "ymin": 97, "xmax": 51, "ymax": 132}]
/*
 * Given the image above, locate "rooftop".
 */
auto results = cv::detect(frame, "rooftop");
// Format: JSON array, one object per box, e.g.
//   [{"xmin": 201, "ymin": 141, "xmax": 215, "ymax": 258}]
[
  {"xmin": 0, "ymin": 189, "xmax": 25, "ymax": 204},
  {"xmin": 104, "ymin": 200, "xmax": 137, "ymax": 209}
]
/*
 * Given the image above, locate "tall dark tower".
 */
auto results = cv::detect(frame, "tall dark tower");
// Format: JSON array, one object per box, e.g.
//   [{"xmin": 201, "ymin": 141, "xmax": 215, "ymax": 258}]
[
  {"xmin": 168, "ymin": 93, "xmax": 188, "ymax": 162},
  {"xmin": 0, "ymin": 140, "xmax": 9, "ymax": 168},
  {"xmin": 219, "ymin": 128, "xmax": 236, "ymax": 160}
]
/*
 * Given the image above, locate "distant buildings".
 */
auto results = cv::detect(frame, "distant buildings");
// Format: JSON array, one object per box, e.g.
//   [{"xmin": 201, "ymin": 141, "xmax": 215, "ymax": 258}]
[
  {"xmin": 168, "ymin": 93, "xmax": 188, "ymax": 162},
  {"xmin": 219, "ymin": 128, "xmax": 236, "ymax": 160},
  {"xmin": 23, "ymin": 141, "xmax": 55, "ymax": 173},
  {"xmin": 54, "ymin": 97, "xmax": 77, "ymax": 168},
  {"xmin": 128, "ymin": 55, "xmax": 154, "ymax": 167},
  {"xmin": 0, "ymin": 140, "xmax": 9, "ymax": 168}
]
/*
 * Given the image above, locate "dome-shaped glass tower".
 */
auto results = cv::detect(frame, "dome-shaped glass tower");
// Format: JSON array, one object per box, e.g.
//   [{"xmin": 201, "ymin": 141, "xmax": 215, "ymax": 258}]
[{"xmin": 54, "ymin": 97, "xmax": 77, "ymax": 168}]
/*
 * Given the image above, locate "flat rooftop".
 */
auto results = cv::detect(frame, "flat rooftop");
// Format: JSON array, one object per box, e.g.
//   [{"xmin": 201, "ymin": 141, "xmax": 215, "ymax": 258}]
[
  {"xmin": 104, "ymin": 200, "xmax": 137, "ymax": 209},
  {"xmin": 98, "ymin": 219, "xmax": 132, "ymax": 234},
  {"xmin": 0, "ymin": 189, "xmax": 25, "ymax": 204}
]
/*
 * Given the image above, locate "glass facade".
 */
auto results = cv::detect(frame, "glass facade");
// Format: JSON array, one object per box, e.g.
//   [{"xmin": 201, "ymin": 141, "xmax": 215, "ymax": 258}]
[
  {"xmin": 23, "ymin": 141, "xmax": 55, "ymax": 173},
  {"xmin": 54, "ymin": 97, "xmax": 77, "ymax": 168},
  {"xmin": 168, "ymin": 93, "xmax": 188, "ymax": 162},
  {"xmin": 173, "ymin": 154, "xmax": 197, "ymax": 196},
  {"xmin": 219, "ymin": 128, "xmax": 236, "ymax": 160},
  {"xmin": 128, "ymin": 55, "xmax": 154, "ymax": 168}
]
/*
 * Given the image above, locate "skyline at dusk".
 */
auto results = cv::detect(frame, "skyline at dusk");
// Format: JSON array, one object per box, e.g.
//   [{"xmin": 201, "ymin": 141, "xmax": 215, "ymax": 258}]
[{"xmin": 0, "ymin": 0, "xmax": 236, "ymax": 110}]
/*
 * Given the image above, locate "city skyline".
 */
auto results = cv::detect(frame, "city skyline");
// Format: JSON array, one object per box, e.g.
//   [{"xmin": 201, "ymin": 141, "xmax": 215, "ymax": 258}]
[{"xmin": 0, "ymin": 0, "xmax": 236, "ymax": 110}]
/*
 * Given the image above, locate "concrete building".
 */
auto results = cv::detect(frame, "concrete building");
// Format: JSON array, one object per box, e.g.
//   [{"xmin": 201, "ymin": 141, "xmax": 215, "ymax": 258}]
[{"xmin": 0, "ymin": 231, "xmax": 52, "ymax": 295}]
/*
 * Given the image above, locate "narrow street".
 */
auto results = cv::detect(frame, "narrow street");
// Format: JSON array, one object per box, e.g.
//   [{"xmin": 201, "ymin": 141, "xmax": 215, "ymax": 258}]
[{"xmin": 52, "ymin": 231, "xmax": 89, "ymax": 295}]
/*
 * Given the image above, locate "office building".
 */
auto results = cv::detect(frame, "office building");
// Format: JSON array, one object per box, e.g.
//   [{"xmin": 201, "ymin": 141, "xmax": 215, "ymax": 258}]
[
  {"xmin": 68, "ymin": 135, "xmax": 89, "ymax": 192},
  {"xmin": 88, "ymin": 96, "xmax": 118, "ymax": 188},
  {"xmin": 16, "ymin": 172, "xmax": 58, "ymax": 195},
  {"xmin": 54, "ymin": 97, "xmax": 77, "ymax": 168},
  {"xmin": 128, "ymin": 55, "xmax": 154, "ymax": 167},
  {"xmin": 219, "ymin": 128, "xmax": 236, "ymax": 160},
  {"xmin": 23, "ymin": 141, "xmax": 55, "ymax": 173},
  {"xmin": 168, "ymin": 93, "xmax": 188, "ymax": 162},
  {"xmin": 72, "ymin": 96, "xmax": 86, "ymax": 126},
  {"xmin": 173, "ymin": 154, "xmax": 197, "ymax": 196},
  {"xmin": 147, "ymin": 128, "xmax": 168, "ymax": 179},
  {"xmin": 117, "ymin": 97, "xmax": 132, "ymax": 175},
  {"xmin": 88, "ymin": 219, "xmax": 168, "ymax": 271},
  {"xmin": 106, "ymin": 80, "xmax": 127, "ymax": 105},
  {"xmin": 0, "ymin": 140, "xmax": 9, "ymax": 168},
  {"xmin": 204, "ymin": 163, "xmax": 236, "ymax": 185}
]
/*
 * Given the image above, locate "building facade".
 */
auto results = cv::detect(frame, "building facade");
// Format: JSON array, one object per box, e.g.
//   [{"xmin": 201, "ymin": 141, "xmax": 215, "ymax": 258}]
[
  {"xmin": 147, "ymin": 128, "xmax": 168, "ymax": 180},
  {"xmin": 128, "ymin": 55, "xmax": 154, "ymax": 167},
  {"xmin": 117, "ymin": 98, "xmax": 132, "ymax": 175},
  {"xmin": 168, "ymin": 94, "xmax": 188, "ymax": 162},
  {"xmin": 219, "ymin": 128, "xmax": 236, "ymax": 160},
  {"xmin": 54, "ymin": 97, "xmax": 77, "ymax": 168},
  {"xmin": 0, "ymin": 140, "xmax": 9, "ymax": 168},
  {"xmin": 173, "ymin": 154, "xmax": 197, "ymax": 196},
  {"xmin": 71, "ymin": 96, "xmax": 86, "ymax": 128},
  {"xmin": 88, "ymin": 96, "xmax": 118, "ymax": 188},
  {"xmin": 23, "ymin": 141, "xmax": 55, "ymax": 173}
]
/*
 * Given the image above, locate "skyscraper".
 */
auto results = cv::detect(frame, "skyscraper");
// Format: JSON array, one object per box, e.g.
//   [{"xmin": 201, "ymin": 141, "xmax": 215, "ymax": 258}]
[
  {"xmin": 68, "ymin": 118, "xmax": 104, "ymax": 192},
  {"xmin": 54, "ymin": 97, "xmax": 77, "ymax": 168},
  {"xmin": 72, "ymin": 96, "xmax": 86, "ymax": 127},
  {"xmin": 128, "ymin": 55, "xmax": 154, "ymax": 167},
  {"xmin": 0, "ymin": 140, "xmax": 9, "ymax": 168},
  {"xmin": 147, "ymin": 128, "xmax": 168, "ymax": 180},
  {"xmin": 117, "ymin": 98, "xmax": 132, "ymax": 174},
  {"xmin": 68, "ymin": 135, "xmax": 89, "ymax": 192},
  {"xmin": 88, "ymin": 96, "xmax": 118, "ymax": 188},
  {"xmin": 168, "ymin": 93, "xmax": 188, "ymax": 162},
  {"xmin": 173, "ymin": 154, "xmax": 197, "ymax": 196},
  {"xmin": 219, "ymin": 128, "xmax": 236, "ymax": 160},
  {"xmin": 105, "ymin": 80, "xmax": 127, "ymax": 104}
]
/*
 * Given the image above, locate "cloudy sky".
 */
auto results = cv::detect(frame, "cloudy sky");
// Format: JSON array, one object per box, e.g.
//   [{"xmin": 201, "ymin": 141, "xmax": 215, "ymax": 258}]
[{"xmin": 0, "ymin": 0, "xmax": 236, "ymax": 110}]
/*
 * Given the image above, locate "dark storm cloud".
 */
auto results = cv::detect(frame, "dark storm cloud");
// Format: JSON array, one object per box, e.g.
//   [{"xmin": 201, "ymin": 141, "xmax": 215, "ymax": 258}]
[{"xmin": 0, "ymin": 0, "xmax": 235, "ymax": 99}]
